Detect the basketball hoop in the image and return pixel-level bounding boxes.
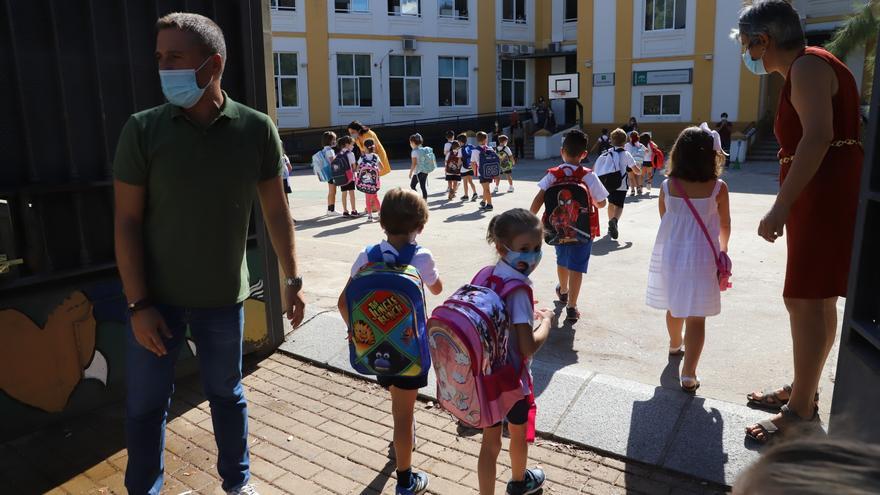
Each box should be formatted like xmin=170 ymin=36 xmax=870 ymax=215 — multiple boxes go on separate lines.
xmin=550 ymin=89 xmax=569 ymax=99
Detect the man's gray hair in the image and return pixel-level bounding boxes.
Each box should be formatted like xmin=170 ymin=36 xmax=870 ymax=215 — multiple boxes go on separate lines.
xmin=156 ymin=12 xmax=227 ymax=69
xmin=737 ymin=0 xmax=805 ymax=51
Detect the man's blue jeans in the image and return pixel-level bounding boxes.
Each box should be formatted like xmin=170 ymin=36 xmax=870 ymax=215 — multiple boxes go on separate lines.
xmin=124 ymin=303 xmax=249 ymax=495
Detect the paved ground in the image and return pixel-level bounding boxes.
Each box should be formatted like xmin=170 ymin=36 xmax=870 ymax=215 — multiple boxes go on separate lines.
xmin=0 ymin=353 xmax=725 ymax=495
xmin=287 ymin=158 xmax=841 ymax=415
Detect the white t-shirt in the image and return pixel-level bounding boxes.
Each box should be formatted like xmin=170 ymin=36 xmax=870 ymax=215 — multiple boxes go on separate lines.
xmin=443 ymin=141 xmax=453 ymax=156
xmin=537 ymin=163 xmax=609 ymax=204
xmin=350 ymin=240 xmax=440 ymax=286
xmin=495 ymin=145 xmax=513 ymax=158
xmin=358 ymin=152 xmax=381 ymax=169
xmin=492 ymin=261 xmax=534 ymax=395
xmin=625 ymin=142 xmax=647 ymax=163
xmin=410 ymin=148 xmax=419 ymax=160
xmin=322 ymin=146 xmax=336 ymax=164
xmin=643 ymin=144 xmax=653 ymax=163
xmin=469 ymin=148 xmax=482 ymax=171
xmin=594 ymin=149 xmax=638 ymax=192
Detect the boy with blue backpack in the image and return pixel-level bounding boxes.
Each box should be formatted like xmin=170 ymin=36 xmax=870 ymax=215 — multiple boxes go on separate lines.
xmin=470 ymin=131 xmax=501 ymax=212
xmin=457 ymin=133 xmax=478 ymax=202
xmin=338 ymin=188 xmax=443 ymax=495
xmin=408 ymin=133 xmax=436 ymax=201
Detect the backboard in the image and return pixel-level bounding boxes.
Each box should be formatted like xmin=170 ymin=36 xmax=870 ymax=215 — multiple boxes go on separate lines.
xmin=548 ymin=73 xmax=580 ymax=100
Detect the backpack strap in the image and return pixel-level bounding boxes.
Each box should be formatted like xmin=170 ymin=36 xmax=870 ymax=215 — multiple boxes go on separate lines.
xmin=366 ymin=243 xmax=418 ymax=265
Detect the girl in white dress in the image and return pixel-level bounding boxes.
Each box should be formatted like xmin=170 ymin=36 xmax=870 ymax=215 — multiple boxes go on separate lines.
xmin=646 ymin=127 xmax=731 ymax=393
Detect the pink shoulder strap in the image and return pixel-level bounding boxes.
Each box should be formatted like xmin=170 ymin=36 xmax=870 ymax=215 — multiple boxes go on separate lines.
xmin=669 ymin=178 xmax=719 ymax=260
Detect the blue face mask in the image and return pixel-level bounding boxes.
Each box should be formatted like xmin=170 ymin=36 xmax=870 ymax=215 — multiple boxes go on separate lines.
xmin=503 ymin=246 xmax=542 ymax=276
xmin=159 ymin=56 xmax=213 ymax=108
xmin=742 ymin=48 xmax=767 ymax=76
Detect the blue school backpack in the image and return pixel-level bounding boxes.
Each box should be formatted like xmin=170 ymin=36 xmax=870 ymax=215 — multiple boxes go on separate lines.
xmin=416 ymin=146 xmax=437 ymax=173
xmin=311 ymin=150 xmax=332 ymax=182
xmin=461 ymin=143 xmax=476 ymax=170
xmin=346 ymin=244 xmax=431 ymax=378
xmin=477 ymin=145 xmax=501 ymax=180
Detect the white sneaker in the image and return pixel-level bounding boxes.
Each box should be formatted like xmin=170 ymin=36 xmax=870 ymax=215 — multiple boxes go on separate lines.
xmin=227 ymin=484 xmax=259 ymax=495
xmin=508 ymin=186 xmax=514 ymax=193
xmin=326 ymin=210 xmax=341 ymax=217
xmin=492 ymin=186 xmax=499 ymax=194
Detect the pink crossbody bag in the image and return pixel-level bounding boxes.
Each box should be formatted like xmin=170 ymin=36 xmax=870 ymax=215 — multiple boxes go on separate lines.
xmin=670 ymin=178 xmax=732 ymax=292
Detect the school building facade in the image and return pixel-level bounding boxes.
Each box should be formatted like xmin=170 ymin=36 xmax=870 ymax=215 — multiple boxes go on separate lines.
xmin=269 ymin=0 xmax=873 ymax=141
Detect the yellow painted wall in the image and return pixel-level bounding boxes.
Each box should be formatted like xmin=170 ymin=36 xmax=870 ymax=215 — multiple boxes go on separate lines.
xmin=534 ymin=0 xmax=552 ymax=49
xmin=738 ymin=64 xmax=762 ymax=123
xmin=477 ymin=0 xmax=497 ymax=113
xmin=305 ymin=1 xmax=331 ymax=127
xmin=691 ymin=0 xmax=715 ymax=123
xmin=614 ymin=0 xmax=634 ymax=123
xmin=576 ymin=0 xmax=593 ymax=124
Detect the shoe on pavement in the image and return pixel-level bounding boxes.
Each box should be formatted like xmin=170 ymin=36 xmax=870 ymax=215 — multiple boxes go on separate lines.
xmin=481 ymin=204 xmax=494 ymax=211
xmin=326 ymin=210 xmax=341 ymax=217
xmin=493 ymin=186 xmax=499 ymax=194
xmin=461 ymin=195 xmax=468 ymax=201
xmin=555 ymin=284 xmax=568 ymax=304
xmin=227 ymin=484 xmax=259 ymax=495
xmin=608 ymin=218 xmax=619 ymax=240
xmin=506 ymin=468 xmax=545 ymax=495
xmin=565 ymin=307 xmax=580 ymax=323
xmin=471 ymin=193 xmax=479 ymax=202
xmin=508 ymin=186 xmax=515 ymax=193
xmin=396 ymin=471 xmax=430 ymax=495
xmin=342 ymin=211 xmax=351 ymax=217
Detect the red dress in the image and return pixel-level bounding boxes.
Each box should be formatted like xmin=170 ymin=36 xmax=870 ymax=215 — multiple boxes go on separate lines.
xmin=774 ymin=47 xmax=863 ymax=298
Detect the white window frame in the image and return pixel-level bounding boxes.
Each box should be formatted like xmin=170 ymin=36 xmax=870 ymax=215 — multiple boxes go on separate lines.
xmin=502 ymin=0 xmax=527 ymax=24
xmin=337 ymin=53 xmax=373 ymax=108
xmin=642 ymin=93 xmax=681 ymax=117
xmin=388 ymin=0 xmax=421 ymax=16
xmin=644 ymin=0 xmax=686 ymax=32
xmin=438 ymin=56 xmax=469 ymax=107
xmin=273 ymin=52 xmax=299 ymax=108
xmin=270 ymin=0 xmax=296 ymax=11
xmin=335 ymin=0 xmax=370 ymax=14
xmin=500 ymin=59 xmax=527 ymax=108
xmin=389 ymin=55 xmax=422 ymax=108
xmin=438 ymin=0 xmax=469 ymax=20
xmin=564 ymin=0 xmax=577 ymax=23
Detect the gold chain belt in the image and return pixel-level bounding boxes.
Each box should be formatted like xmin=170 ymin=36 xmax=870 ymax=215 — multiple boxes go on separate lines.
xmin=779 ymin=139 xmax=862 ymax=164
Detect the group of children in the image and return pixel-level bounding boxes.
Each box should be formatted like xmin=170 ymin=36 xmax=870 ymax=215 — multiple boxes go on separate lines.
xmin=317 ymin=130 xmax=384 ymax=221
xmin=327 ymin=123 xmax=730 ymax=494
xmin=441 ymin=130 xmax=517 ymax=212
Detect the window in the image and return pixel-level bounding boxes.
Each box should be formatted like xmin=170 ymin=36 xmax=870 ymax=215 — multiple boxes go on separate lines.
xmin=643 ymin=94 xmax=681 ymax=116
xmin=439 ymin=0 xmax=468 ymax=20
xmin=502 ymin=0 xmax=526 ymax=23
xmin=270 ymin=0 xmax=296 ymax=11
xmin=564 ymin=0 xmax=577 ymax=22
xmin=273 ymin=53 xmax=298 ymax=108
xmin=644 ymin=0 xmax=686 ymax=31
xmin=388 ymin=0 xmax=420 ymax=16
xmin=335 ymin=0 xmax=369 ymax=13
xmin=337 ymin=54 xmax=372 ymax=107
xmin=389 ymin=55 xmax=421 ymax=107
xmin=501 ymin=60 xmax=526 ymax=108
xmin=438 ymin=56 xmax=468 ymax=107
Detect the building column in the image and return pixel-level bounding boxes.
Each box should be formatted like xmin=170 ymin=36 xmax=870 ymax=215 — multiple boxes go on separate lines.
xmin=477 ymin=0 xmax=497 ymax=114
xmin=576 ymin=0 xmax=594 ymax=124
xmin=613 ymin=0 xmax=633 ymax=124
xmin=305 ymin=2 xmax=331 ymax=127
xmin=692 ymin=0 xmax=716 ymax=123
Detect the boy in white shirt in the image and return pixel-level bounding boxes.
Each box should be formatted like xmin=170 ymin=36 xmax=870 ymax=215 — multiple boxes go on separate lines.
xmin=530 ymin=130 xmax=608 ymax=323
xmin=493 ymin=135 xmax=516 ymax=194
xmin=624 ymin=131 xmax=647 ymax=196
xmin=594 ymin=129 xmax=639 ymax=240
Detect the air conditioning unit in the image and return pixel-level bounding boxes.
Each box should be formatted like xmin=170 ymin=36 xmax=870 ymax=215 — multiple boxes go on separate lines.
xmin=519 ymin=45 xmax=534 ymax=55
xmin=402 ymin=38 xmax=417 ymax=52
xmin=500 ymin=44 xmax=518 ymax=55
xmin=548 ymin=42 xmax=562 ymax=53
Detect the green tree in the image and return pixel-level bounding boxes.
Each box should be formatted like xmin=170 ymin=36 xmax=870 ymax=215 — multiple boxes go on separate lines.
xmin=825 ymin=1 xmax=879 ymax=105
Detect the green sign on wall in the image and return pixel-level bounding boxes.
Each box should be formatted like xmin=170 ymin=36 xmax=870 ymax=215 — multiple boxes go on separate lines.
xmin=632 ymin=69 xmax=693 ymax=86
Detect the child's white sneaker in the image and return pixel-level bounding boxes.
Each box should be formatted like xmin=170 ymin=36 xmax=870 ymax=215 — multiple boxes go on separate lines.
xmin=492 ymin=185 xmax=499 ymax=194
xmin=508 ymin=186 xmax=514 ymax=193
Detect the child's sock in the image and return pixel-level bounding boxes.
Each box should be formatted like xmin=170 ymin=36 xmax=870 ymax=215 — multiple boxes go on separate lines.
xmin=397 ymin=468 xmax=413 ymax=487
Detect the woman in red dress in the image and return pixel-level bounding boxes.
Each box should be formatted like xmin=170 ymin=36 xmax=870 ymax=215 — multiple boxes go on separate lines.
xmin=738 ymin=1 xmax=863 ymax=442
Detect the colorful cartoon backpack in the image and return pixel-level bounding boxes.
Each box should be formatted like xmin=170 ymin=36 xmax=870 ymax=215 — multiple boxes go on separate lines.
xmin=331 ymin=151 xmax=354 ymax=186
xmin=356 ymin=155 xmax=381 ymax=194
xmin=416 ymin=146 xmax=437 ymax=173
xmin=445 ymin=152 xmax=462 ymax=175
xmin=477 ymin=145 xmax=501 ymax=180
xmin=346 ymin=244 xmax=430 ymax=378
xmin=311 ymin=149 xmax=332 ymax=182
xmin=427 ymin=267 xmax=534 ymax=434
xmin=542 ymin=165 xmax=600 ymax=245
xmin=496 ymin=146 xmax=514 ymax=174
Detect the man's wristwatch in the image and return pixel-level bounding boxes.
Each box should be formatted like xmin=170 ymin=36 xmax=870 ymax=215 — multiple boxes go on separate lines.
xmin=127 ymin=298 xmax=153 ymax=315
xmin=285 ymin=276 xmax=303 ymax=292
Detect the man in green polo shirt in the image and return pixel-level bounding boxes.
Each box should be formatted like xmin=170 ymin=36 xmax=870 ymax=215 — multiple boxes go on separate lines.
xmin=113 ymin=13 xmax=304 ymax=495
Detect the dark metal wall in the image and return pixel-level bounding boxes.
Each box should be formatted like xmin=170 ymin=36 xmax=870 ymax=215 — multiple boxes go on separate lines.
xmin=0 ymin=0 xmax=269 ymax=295
xmin=830 ymin=36 xmax=880 ymax=441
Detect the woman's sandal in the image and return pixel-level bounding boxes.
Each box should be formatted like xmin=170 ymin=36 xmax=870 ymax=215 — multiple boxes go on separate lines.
xmin=681 ymin=376 xmax=700 ymax=394
xmin=746 ymin=384 xmax=819 ymax=412
xmin=745 ymin=404 xmax=820 ymax=444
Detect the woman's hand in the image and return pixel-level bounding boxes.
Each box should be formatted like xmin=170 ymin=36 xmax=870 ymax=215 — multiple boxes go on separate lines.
xmin=535 ymin=307 xmax=553 ymax=322
xmin=758 ymin=202 xmax=789 ymax=243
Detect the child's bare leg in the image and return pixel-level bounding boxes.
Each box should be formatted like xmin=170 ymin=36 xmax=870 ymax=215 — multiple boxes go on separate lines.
xmin=507 ymin=422 xmax=528 ymax=483
xmin=482 ymin=182 xmax=492 ymax=204
xmin=341 ymin=189 xmax=349 ymax=212
xmin=349 ymin=190 xmax=357 ymax=211
xmin=567 ymin=271 xmax=584 ymax=308
xmin=682 ymin=317 xmax=706 ymax=377
xmin=667 ymin=311 xmax=684 ymax=349
xmin=390 ymin=386 xmax=418 ymax=472
xmin=478 ymin=425 xmax=503 ymax=495
xmin=507 ymin=174 xmax=514 ymax=186
xmin=557 ymin=265 xmax=570 ymax=296
xmin=328 ymin=183 xmax=337 ymax=209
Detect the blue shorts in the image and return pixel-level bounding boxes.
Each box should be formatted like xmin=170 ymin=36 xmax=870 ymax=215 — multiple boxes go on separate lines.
xmin=555 ymin=241 xmax=593 ymax=273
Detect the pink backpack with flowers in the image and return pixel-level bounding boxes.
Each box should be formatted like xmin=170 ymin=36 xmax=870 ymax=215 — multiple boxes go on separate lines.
xmin=427 ymin=267 xmax=536 ymax=439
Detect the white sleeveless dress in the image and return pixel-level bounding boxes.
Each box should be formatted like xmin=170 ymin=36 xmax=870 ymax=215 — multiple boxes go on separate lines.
xmin=646 ymin=179 xmax=722 ymax=318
